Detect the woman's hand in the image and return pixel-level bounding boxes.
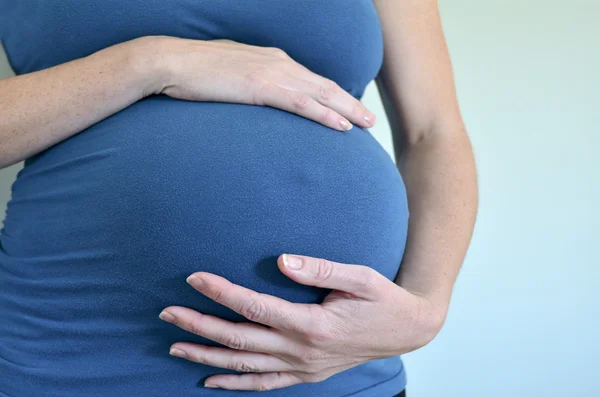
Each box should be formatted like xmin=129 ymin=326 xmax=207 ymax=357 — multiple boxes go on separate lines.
xmin=139 ymin=36 xmax=376 ymax=131
xmin=159 ymin=254 xmax=445 ymax=391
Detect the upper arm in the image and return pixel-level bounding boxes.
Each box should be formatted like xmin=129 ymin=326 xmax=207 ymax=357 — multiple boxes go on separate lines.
xmin=373 ymin=0 xmax=465 ymax=145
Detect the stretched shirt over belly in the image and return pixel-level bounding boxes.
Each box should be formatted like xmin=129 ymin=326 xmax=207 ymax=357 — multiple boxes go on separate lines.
xmin=0 ymin=1 xmax=410 ymax=396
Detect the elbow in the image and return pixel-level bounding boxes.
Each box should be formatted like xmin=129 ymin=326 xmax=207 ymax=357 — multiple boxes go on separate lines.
xmin=0 ymin=139 xmax=20 ymax=170
xmin=406 ymin=114 xmax=469 ymax=147
xmin=393 ymin=116 xmax=472 ymax=163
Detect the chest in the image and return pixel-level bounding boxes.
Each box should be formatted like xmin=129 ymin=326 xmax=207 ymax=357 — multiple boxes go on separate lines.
xmin=1 ymin=0 xmax=384 ymax=97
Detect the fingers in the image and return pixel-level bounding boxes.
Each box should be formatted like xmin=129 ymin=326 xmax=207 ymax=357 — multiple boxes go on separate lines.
xmin=159 ymin=306 xmax=290 ymax=354
xmin=282 ymin=74 xmax=376 ymax=129
xmin=168 ymin=342 xmax=294 ymax=373
xmin=278 ymin=254 xmax=385 ymax=300
xmin=184 ymin=272 xmax=317 ymax=332
xmin=242 ymin=49 xmax=376 ymax=131
xmin=310 ymin=79 xmax=376 ymax=129
xmin=204 ymin=371 xmax=303 ymax=391
xmin=255 ymin=83 xmax=353 ymax=131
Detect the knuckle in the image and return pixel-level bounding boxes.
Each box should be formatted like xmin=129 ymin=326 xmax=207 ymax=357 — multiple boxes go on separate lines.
xmin=317 ymin=79 xmax=340 ymax=102
xmin=268 ymin=47 xmax=289 ymax=59
xmin=356 ymin=266 xmax=380 ymax=290
xmin=239 ymin=299 xmax=268 ymax=322
xmin=296 ymin=346 xmax=326 ymax=366
xmin=321 ymin=108 xmax=335 ymax=124
xmin=352 ymin=99 xmax=367 ymax=117
xmin=256 ymin=382 xmax=275 ymax=392
xmin=313 ymin=259 xmax=334 ymax=281
xmin=231 ymin=360 xmax=258 ymax=373
xmin=189 ymin=319 xmax=204 ymax=336
xmin=188 ymin=351 xmax=208 ymax=365
xmin=222 ymin=333 xmax=249 ymax=350
xmin=211 ymin=288 xmax=226 ymax=305
xmin=292 ymin=92 xmax=313 ymax=110
xmin=244 ymin=70 xmax=267 ymax=87
xmin=305 ymin=324 xmax=332 ymax=345
xmin=277 ymin=310 xmax=299 ymax=331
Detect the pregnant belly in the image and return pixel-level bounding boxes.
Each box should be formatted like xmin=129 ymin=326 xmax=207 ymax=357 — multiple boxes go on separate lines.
xmin=0 ymin=96 xmax=409 ymax=396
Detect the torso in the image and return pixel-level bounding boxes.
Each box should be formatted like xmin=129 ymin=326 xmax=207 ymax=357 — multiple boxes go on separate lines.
xmin=0 ymin=2 xmax=409 ymax=396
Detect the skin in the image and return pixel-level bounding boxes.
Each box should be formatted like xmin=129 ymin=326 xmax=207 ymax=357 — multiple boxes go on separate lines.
xmin=0 ymin=0 xmax=478 ymax=392
xmin=0 ymin=36 xmax=375 ymax=168
xmin=160 ymin=0 xmax=478 ymax=391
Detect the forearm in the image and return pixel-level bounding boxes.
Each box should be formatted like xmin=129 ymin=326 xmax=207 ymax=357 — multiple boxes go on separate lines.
xmin=394 ymin=125 xmax=478 ymax=322
xmin=0 ymin=36 xmax=166 ymax=169
xmin=372 ymin=0 xmax=478 ymax=328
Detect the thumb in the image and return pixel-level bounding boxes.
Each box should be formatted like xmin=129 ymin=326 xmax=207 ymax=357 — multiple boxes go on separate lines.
xmin=277 ymin=254 xmax=382 ymax=299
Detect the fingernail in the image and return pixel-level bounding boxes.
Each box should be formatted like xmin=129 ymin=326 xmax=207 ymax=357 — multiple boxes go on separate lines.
xmin=169 ymin=348 xmax=187 ymax=358
xmin=364 ymin=113 xmax=375 ymax=126
xmin=283 ymin=254 xmax=303 ymax=270
xmin=186 ymin=274 xmax=204 ymax=288
xmin=339 ymin=119 xmax=352 ymax=131
xmin=204 ymin=383 xmax=219 ymax=388
xmin=159 ymin=311 xmax=175 ymax=323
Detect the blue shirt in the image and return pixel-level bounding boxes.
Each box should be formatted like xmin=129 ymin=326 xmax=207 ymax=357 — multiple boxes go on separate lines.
xmin=0 ymin=1 xmax=410 ymax=396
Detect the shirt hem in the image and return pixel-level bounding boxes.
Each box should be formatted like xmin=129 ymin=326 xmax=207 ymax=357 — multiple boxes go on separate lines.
xmin=343 ymin=365 xmax=407 ymax=397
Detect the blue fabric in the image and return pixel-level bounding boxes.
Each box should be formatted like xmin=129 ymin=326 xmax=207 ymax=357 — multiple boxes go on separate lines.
xmin=0 ymin=1 xmax=410 ymax=396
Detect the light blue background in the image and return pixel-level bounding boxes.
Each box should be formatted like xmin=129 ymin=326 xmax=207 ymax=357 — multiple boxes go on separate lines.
xmin=1 ymin=1 xmax=598 ymax=395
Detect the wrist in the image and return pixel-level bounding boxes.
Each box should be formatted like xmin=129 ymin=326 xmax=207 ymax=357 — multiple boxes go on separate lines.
xmin=409 ymin=291 xmax=450 ymax=349
xmin=397 ymin=279 xmax=452 ymax=336
xmin=421 ymin=294 xmax=449 ymax=337
xmin=124 ymin=35 xmax=176 ymax=97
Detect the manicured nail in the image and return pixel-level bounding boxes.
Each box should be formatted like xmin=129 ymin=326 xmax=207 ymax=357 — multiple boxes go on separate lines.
xmin=339 ymin=119 xmax=352 ymax=131
xmin=186 ymin=274 xmax=204 ymax=288
xmin=204 ymin=383 xmax=220 ymax=388
xmin=169 ymin=348 xmax=187 ymax=358
xmin=283 ymin=254 xmax=303 ymax=270
xmin=364 ymin=113 xmax=375 ymax=126
xmin=159 ymin=311 xmax=175 ymax=323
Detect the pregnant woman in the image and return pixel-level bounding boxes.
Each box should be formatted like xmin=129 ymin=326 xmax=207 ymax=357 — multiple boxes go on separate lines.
xmin=0 ymin=1 xmax=477 ymax=396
